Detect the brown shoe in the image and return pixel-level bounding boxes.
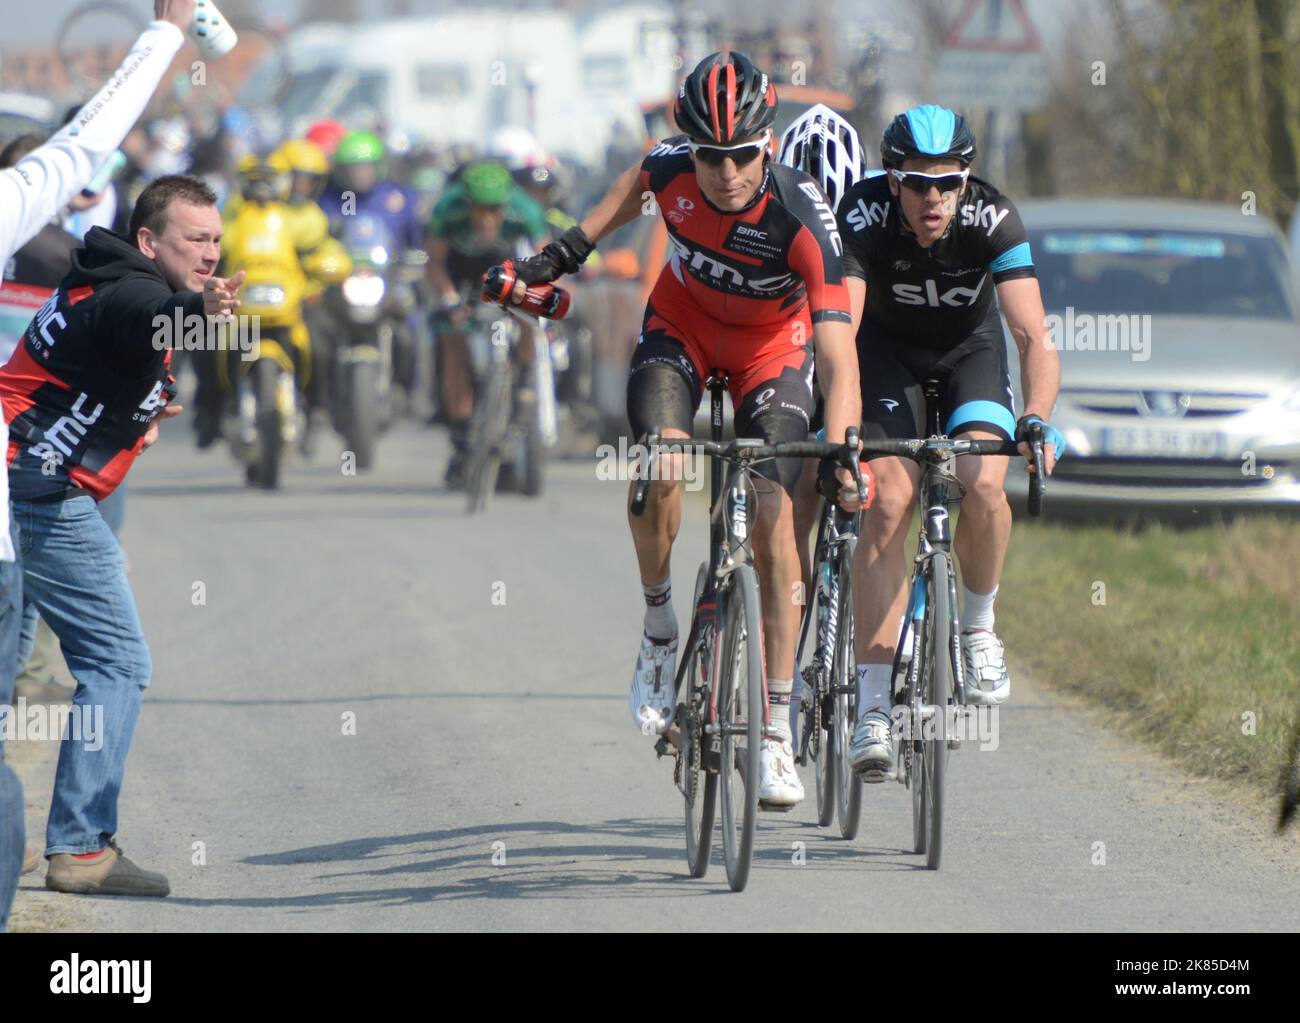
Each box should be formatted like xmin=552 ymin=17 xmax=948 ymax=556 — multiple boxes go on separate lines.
xmin=45 ymin=839 xmax=169 ymax=897
xmin=22 ymin=846 xmax=41 ymax=875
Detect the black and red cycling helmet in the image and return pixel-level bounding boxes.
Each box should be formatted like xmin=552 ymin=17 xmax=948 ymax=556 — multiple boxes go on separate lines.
xmin=674 ymin=51 xmax=777 ymax=145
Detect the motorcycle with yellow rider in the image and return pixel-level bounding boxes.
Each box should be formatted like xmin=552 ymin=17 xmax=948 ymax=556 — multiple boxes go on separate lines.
xmin=216 ymin=153 xmax=349 ymax=488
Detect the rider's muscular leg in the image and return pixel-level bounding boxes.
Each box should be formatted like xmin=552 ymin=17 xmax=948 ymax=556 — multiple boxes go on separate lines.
xmin=791 ymin=459 xmax=820 ymax=599
xmin=627 ymin=428 xmax=689 ymax=591
xmin=853 ymin=456 xmax=921 ymax=664
xmin=751 ymin=485 xmax=801 ymax=686
xmin=952 ymin=433 xmax=1012 ymax=598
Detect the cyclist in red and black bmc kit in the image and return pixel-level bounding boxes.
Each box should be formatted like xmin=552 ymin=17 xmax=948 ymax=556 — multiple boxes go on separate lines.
xmin=506 ymin=51 xmax=862 ymax=807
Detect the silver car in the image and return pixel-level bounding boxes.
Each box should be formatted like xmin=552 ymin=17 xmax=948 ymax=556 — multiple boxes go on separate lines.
xmin=1005 ymin=199 xmax=1300 ymax=513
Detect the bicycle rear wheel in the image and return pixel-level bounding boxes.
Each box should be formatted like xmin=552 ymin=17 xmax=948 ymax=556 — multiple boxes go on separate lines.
xmin=834 ymin=570 xmax=863 ymax=839
xmin=718 ymin=563 xmax=763 ymax=892
xmin=924 ymin=554 xmax=954 ymax=870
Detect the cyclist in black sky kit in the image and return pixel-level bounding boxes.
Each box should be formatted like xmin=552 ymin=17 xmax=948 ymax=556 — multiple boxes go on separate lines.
xmin=833 ymin=105 xmax=1065 ymax=780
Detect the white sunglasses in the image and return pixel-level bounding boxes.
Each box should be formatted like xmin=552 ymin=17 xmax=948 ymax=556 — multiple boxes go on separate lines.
xmin=687 ymin=130 xmax=771 ymax=166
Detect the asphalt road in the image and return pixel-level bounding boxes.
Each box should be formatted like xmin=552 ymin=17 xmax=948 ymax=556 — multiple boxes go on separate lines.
xmin=12 ymin=418 xmax=1300 ymax=931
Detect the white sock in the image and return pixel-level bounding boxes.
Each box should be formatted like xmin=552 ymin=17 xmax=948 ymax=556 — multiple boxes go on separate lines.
xmin=962 ymin=585 xmax=998 ymax=633
xmin=643 ymin=577 xmax=676 ymax=641
xmin=856 ymin=664 xmax=893 ymax=719
xmin=767 ymin=678 xmax=793 ymax=743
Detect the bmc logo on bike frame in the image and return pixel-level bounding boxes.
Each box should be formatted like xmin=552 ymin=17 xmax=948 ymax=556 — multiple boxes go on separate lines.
xmin=892 ymin=276 xmax=986 ymax=308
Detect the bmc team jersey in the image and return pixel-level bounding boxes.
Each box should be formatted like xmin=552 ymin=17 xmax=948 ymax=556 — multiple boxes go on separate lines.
xmin=0 ymin=227 xmax=193 ymax=501
xmin=838 ymin=173 xmax=1035 ymax=348
xmin=639 ymin=135 xmax=851 ymax=328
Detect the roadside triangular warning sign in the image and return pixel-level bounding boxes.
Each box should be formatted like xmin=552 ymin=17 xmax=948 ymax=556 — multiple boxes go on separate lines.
xmin=944 ymin=0 xmax=1041 ymax=53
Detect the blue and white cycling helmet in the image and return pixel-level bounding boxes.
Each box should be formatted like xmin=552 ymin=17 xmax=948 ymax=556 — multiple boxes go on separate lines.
xmin=777 ymin=103 xmax=866 ymax=213
xmin=879 ymin=104 xmax=976 ymax=169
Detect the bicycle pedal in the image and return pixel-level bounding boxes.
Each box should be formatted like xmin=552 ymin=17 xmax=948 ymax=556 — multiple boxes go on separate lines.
xmin=855 ymin=764 xmax=894 ymax=784
xmin=654 ymin=736 xmax=671 ymax=758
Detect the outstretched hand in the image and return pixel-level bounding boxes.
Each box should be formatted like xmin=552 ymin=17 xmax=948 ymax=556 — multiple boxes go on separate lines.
xmin=203 ymin=269 xmax=245 ymax=321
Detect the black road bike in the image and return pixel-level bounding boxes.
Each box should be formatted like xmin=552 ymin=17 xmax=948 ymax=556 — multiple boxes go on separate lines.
xmin=859 ymin=379 xmax=1047 ymax=870
xmin=632 ymin=372 xmax=866 ymax=891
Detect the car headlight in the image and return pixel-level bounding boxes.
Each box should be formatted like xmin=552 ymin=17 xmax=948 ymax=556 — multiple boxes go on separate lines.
xmin=1064 ymin=427 xmax=1091 ymax=457
xmin=342 ymin=273 xmax=386 ymax=307
xmin=243 ymin=283 xmax=285 ymax=306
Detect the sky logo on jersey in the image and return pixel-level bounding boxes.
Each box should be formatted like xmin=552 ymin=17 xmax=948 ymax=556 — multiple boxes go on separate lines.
xmin=960 ymin=198 xmax=1011 ymax=236
xmin=891 ymin=276 xmax=986 ymax=307
xmin=845 ymin=197 xmax=889 ymax=233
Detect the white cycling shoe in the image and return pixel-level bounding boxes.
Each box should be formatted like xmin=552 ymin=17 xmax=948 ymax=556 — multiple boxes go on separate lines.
xmin=961 ymin=628 xmax=1010 ymax=705
xmin=629 ymin=632 xmax=678 ymax=735
xmin=849 ymin=712 xmax=896 ymax=782
xmin=758 ymin=737 xmax=804 ymax=808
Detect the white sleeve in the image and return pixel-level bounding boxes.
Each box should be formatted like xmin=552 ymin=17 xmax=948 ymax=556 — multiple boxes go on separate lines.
xmin=0 ymin=20 xmax=185 ymax=266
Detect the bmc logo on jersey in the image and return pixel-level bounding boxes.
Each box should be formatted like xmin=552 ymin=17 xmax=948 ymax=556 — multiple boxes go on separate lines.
xmin=960 ymin=198 xmax=1010 ymax=236
xmin=666 ymin=234 xmax=794 ymax=293
xmin=892 ymin=276 xmax=986 ymax=307
xmin=845 ymin=198 xmax=889 ymax=233
xmin=796 ymin=182 xmax=842 ymax=256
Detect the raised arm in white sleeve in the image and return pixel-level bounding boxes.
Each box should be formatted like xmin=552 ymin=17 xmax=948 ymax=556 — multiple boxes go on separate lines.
xmin=0 ymin=20 xmax=186 ymax=266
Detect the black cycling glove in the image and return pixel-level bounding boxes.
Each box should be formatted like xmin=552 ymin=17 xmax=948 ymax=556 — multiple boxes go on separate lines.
xmin=512 ymin=226 xmax=597 ymax=285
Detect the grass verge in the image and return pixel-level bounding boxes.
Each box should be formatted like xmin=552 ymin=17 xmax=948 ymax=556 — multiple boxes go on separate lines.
xmin=996 ymin=513 xmax=1300 ymax=805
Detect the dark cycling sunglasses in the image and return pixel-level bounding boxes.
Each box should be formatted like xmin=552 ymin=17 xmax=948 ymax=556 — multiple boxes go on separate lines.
xmin=889 ymin=168 xmax=969 ymax=196
xmin=688 ymin=130 xmax=770 ymax=168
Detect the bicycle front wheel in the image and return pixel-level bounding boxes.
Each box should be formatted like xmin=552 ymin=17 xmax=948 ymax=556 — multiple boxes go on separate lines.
xmin=834 ymin=571 xmax=863 ymax=840
xmin=684 ymin=564 xmax=718 ymax=878
xmin=465 ymin=357 xmax=510 ymax=514
xmin=718 ymin=563 xmax=764 ymax=892
xmin=924 ymin=554 xmax=954 ymax=870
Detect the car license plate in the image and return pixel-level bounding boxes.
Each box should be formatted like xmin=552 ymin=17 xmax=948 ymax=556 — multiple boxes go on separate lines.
xmin=1101 ymin=427 xmax=1224 ymax=458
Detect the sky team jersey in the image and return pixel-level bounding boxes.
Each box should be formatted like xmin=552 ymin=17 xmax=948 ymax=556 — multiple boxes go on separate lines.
xmin=639 ymin=135 xmax=851 ymax=328
xmin=838 ymin=174 xmax=1036 ymax=349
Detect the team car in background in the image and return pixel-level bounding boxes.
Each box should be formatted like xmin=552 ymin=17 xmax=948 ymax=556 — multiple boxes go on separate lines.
xmin=1006 ymin=198 xmax=1300 ymax=514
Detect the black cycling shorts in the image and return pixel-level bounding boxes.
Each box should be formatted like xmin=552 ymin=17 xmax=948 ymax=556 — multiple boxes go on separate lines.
xmin=811 ymin=312 xmax=1016 ymax=456
xmin=627 ymin=326 xmax=817 ymax=495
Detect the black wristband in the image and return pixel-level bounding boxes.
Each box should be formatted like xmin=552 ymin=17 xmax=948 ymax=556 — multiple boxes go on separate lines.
xmin=559 ymin=225 xmax=595 ymax=266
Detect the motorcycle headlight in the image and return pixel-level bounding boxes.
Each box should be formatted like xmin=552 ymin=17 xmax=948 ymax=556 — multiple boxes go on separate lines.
xmin=342 ymin=274 xmax=386 ymax=307
xmin=243 ymin=284 xmax=285 ymax=306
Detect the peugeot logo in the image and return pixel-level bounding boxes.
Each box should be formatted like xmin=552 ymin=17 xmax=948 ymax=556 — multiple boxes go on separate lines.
xmin=1138 ymin=391 xmax=1191 ymax=418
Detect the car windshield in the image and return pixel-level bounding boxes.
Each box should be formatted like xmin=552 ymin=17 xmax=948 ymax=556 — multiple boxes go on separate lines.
xmin=1030 ymin=228 xmax=1297 ymax=320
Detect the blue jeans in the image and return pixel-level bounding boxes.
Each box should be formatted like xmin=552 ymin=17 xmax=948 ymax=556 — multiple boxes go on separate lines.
xmin=0 ymin=518 xmax=25 ymax=933
xmin=13 ymin=496 xmax=151 ymax=856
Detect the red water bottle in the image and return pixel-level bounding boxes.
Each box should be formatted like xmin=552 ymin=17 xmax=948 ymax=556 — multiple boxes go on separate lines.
xmin=481 ymin=260 xmax=571 ymax=320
